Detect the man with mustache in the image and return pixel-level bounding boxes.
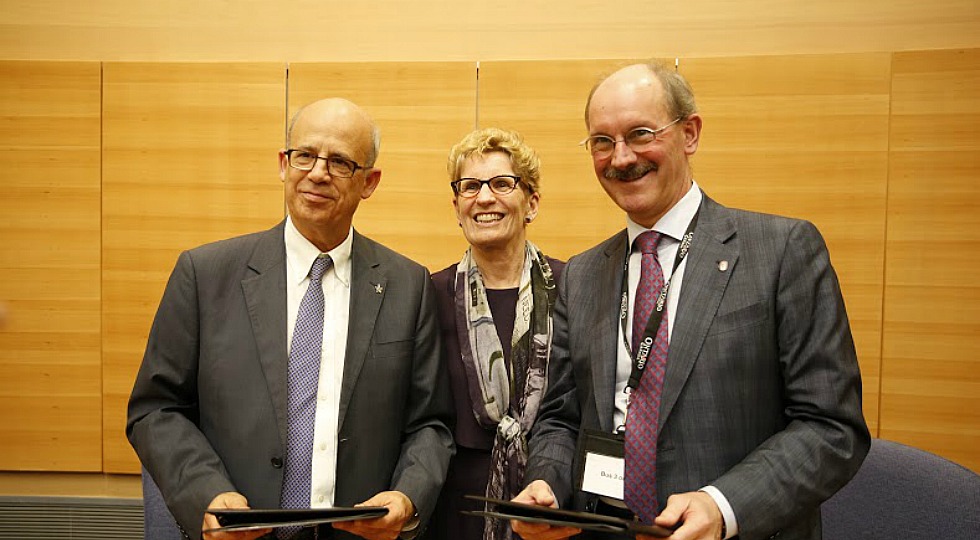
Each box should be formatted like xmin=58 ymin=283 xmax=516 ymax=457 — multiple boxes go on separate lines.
xmin=510 ymin=62 xmax=869 ymax=540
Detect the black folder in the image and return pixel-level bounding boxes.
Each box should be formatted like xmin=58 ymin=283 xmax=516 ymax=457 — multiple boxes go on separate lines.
xmin=203 ymin=506 xmax=388 ymax=533
xmin=462 ymin=495 xmax=673 ymax=538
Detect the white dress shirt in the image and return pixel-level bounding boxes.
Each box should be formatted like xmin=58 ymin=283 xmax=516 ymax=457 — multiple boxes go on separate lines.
xmin=284 ymin=217 xmax=352 ymax=508
xmin=612 ymin=182 xmax=738 ymax=538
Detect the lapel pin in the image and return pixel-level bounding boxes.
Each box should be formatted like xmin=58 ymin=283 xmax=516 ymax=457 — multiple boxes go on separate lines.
xmin=718 ymin=260 xmax=729 ymax=272
xmin=374 ymin=283 xmax=384 ymax=294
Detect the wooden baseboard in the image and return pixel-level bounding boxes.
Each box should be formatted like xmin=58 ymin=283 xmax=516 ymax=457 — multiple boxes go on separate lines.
xmin=0 ymin=471 xmax=141 ymax=499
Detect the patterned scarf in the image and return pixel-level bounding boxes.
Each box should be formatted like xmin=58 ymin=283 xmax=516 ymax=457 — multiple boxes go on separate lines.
xmin=454 ymin=241 xmax=557 ymax=540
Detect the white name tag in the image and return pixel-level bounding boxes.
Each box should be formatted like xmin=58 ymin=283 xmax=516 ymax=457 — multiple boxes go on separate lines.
xmin=581 ymin=452 xmax=625 ymax=500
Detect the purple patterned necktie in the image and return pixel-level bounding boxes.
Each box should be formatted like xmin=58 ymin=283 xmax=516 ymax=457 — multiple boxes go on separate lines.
xmin=279 ymin=255 xmax=332 ymax=538
xmin=625 ymin=231 xmax=667 ymax=524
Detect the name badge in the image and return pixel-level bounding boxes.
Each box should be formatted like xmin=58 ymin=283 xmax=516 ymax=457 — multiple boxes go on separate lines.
xmin=574 ymin=429 xmax=626 ymax=501
xmin=582 ymin=452 xmax=625 ymax=499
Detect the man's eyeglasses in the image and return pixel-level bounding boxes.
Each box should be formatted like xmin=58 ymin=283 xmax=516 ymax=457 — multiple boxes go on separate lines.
xmin=579 ymin=117 xmax=683 ymax=158
xmin=450 ymin=175 xmax=523 ymax=198
xmin=285 ymin=149 xmax=366 ymax=178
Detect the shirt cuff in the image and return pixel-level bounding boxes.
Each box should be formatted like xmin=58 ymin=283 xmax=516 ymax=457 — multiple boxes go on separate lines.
xmin=699 ymin=485 xmax=737 ymax=539
xmin=398 ymin=511 xmax=420 ymax=539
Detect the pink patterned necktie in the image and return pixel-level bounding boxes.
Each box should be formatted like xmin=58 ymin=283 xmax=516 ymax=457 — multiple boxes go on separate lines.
xmin=625 ymin=231 xmax=668 ymax=524
xmin=279 ymin=255 xmax=332 ymax=539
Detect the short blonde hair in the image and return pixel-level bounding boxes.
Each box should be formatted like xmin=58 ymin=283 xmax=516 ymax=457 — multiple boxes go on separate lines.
xmin=447 ymin=128 xmax=541 ymax=194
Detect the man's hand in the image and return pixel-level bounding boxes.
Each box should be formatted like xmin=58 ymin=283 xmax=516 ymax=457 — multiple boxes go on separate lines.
xmin=202 ymin=491 xmax=271 ymax=540
xmin=510 ymin=480 xmax=581 ymax=540
xmin=332 ymin=490 xmax=416 ymax=540
xmin=650 ymin=491 xmax=724 ymax=540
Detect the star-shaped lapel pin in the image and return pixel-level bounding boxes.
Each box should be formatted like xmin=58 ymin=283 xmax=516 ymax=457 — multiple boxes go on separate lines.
xmin=374 ymin=283 xmax=384 ymax=294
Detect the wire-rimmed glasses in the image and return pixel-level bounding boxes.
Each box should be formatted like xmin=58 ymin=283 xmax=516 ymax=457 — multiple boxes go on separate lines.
xmin=580 ymin=117 xmax=683 ymax=159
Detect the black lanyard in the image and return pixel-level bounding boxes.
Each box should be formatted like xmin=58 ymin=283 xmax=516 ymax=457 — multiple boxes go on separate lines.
xmin=620 ymin=210 xmax=699 ymax=390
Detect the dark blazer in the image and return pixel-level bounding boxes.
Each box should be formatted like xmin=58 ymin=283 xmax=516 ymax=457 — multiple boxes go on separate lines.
xmin=525 ymin=195 xmax=870 ymax=540
xmin=431 ymin=257 xmax=565 ymax=450
xmin=127 ymin=221 xmax=455 ymax=540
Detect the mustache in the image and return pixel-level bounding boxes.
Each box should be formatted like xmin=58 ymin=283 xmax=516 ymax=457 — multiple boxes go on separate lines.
xmin=603 ymin=161 xmax=657 ymax=180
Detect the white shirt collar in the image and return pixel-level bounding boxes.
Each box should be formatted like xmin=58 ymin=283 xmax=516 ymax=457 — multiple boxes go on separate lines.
xmin=627 ymin=180 xmax=703 ymax=248
xmin=284 ymin=216 xmax=352 ymax=287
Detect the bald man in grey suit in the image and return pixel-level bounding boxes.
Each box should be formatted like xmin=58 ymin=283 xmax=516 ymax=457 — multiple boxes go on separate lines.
xmin=127 ymin=99 xmax=454 ymax=540
xmin=511 ymin=64 xmax=869 ymax=540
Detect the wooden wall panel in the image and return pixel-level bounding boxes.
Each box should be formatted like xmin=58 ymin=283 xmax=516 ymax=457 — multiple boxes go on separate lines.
xmin=1 ymin=1 xmax=979 ymax=62
xmin=287 ymin=62 xmax=476 ymax=270
xmin=478 ymin=59 xmax=631 ymax=260
xmin=882 ymin=49 xmax=980 ymax=472
xmin=101 ymin=63 xmax=286 ymax=473
xmin=684 ymin=54 xmax=891 ymax=434
xmin=0 ymin=50 xmax=974 ymax=482
xmin=0 ymin=61 xmax=102 ymax=470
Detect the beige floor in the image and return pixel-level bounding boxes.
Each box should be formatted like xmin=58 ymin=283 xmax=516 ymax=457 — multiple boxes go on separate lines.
xmin=0 ymin=471 xmax=141 ymax=499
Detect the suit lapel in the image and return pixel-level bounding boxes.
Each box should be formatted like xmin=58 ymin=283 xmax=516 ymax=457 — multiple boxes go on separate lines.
xmin=660 ymin=197 xmax=738 ymax=433
xmin=242 ymin=222 xmax=289 ymax=448
xmin=591 ymin=232 xmax=628 ymax=433
xmin=338 ymin=231 xmax=385 ymax=431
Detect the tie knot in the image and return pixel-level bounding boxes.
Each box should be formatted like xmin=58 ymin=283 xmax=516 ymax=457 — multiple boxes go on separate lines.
xmin=309 ymin=255 xmax=333 ymax=283
xmin=635 ymin=231 xmax=663 ymax=254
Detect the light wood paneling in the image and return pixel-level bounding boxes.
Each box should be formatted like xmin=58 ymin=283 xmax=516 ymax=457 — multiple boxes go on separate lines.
xmin=1 ymin=1 xmax=979 ymax=62
xmin=684 ymin=54 xmax=892 ymax=434
xmin=288 ymin=62 xmax=476 ymax=270
xmin=0 ymin=51 xmax=975 ymax=483
xmin=882 ymin=49 xmax=980 ymax=472
xmin=478 ymin=59 xmax=631 ymax=260
xmin=101 ymin=63 xmax=286 ymax=473
xmin=0 ymin=61 xmax=102 ymax=471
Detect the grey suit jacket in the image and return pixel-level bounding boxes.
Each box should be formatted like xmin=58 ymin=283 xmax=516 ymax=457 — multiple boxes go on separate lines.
xmin=127 ymin=221 xmax=455 ymax=539
xmin=525 ymin=195 xmax=870 ymax=540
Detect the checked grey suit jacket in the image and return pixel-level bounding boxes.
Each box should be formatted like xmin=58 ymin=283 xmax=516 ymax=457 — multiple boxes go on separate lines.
xmin=525 ymin=194 xmax=870 ymax=540
xmin=127 ymin=221 xmax=454 ymax=540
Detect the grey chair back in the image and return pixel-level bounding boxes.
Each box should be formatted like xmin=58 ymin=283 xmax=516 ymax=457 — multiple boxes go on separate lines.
xmin=142 ymin=467 xmax=184 ymax=540
xmin=821 ymin=438 xmax=980 ymax=539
